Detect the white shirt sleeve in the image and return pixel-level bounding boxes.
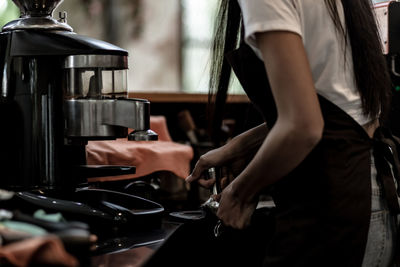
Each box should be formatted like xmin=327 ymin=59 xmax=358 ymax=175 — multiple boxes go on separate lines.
xmin=237 ymin=0 xmax=302 ymax=50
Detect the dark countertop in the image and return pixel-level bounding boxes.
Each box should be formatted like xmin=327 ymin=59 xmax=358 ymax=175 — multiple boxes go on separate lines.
xmin=88 ymin=220 xmax=183 ymax=267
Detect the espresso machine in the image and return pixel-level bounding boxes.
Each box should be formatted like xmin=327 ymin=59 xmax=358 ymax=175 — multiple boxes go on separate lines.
xmin=0 ymin=0 xmax=158 ymax=193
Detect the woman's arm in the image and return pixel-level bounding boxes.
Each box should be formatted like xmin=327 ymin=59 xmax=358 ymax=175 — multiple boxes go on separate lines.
xmin=227 ymin=122 xmax=269 ymax=156
xmin=217 ymin=31 xmax=324 ymax=229
xmin=186 ymin=122 xmax=268 ymax=187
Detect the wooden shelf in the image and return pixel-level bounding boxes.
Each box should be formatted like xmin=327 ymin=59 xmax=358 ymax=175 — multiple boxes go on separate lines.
xmin=128 ymin=92 xmax=249 ymax=103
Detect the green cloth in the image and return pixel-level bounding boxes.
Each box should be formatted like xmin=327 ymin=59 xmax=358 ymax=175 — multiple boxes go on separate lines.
xmin=0 ymin=221 xmax=47 ymax=236
xmin=33 ymin=209 xmax=66 ymax=223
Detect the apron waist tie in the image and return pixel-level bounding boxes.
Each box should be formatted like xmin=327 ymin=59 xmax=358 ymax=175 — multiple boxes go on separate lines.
xmin=373 ymin=127 xmax=400 ymax=265
xmin=373 ymin=127 xmax=400 ymax=214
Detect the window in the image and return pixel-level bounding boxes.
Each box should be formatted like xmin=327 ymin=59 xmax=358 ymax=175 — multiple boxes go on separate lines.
xmin=0 ymin=0 xmax=19 ymax=28
xmin=4 ymin=0 xmax=244 ymax=95
xmin=181 ymin=0 xmax=244 ymax=94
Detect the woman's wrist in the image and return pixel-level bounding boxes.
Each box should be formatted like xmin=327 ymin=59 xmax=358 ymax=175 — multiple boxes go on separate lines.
xmin=217 ymin=139 xmax=237 ymax=163
xmin=230 ymin=174 xmax=259 ymax=204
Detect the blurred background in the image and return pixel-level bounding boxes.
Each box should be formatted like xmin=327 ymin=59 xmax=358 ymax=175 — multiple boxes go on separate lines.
xmin=0 ymin=0 xmax=388 ymax=95
xmin=0 ymin=0 xmax=243 ymax=94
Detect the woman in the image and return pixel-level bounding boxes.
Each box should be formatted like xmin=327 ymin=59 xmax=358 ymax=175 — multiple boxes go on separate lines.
xmin=186 ymin=0 xmax=398 ymax=266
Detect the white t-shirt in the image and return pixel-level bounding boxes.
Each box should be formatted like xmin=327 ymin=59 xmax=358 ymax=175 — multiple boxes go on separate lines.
xmin=237 ymin=0 xmax=371 ymax=126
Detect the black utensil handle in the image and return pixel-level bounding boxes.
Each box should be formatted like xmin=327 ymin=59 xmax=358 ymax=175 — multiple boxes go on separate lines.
xmin=77 ymin=165 xmax=136 ymax=178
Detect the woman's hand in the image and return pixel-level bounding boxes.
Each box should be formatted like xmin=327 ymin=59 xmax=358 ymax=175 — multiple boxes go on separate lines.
xmin=215 ymin=182 xmax=258 ymax=229
xmin=186 ymin=143 xmax=258 ymax=189
xmin=186 ymin=123 xmax=268 ymax=189
xmin=185 ymin=146 xmax=229 ymax=188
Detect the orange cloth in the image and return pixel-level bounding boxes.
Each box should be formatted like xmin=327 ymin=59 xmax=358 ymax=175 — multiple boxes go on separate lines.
xmin=148 ymin=116 xmax=173 ymax=142
xmin=86 ymin=116 xmax=193 ymax=182
xmin=91 ymin=246 xmax=154 ymax=267
xmin=0 ymin=236 xmax=79 ymax=267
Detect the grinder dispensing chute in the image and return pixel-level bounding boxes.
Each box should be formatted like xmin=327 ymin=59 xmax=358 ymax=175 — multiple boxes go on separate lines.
xmin=0 ymin=0 xmax=157 ymax=191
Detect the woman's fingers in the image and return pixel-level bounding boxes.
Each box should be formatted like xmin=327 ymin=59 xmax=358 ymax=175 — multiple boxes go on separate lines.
xmin=185 ymin=155 xmax=212 ymax=183
xmin=213 ymin=193 xmax=221 ymax=202
xmin=198 ymin=177 xmax=216 ymax=188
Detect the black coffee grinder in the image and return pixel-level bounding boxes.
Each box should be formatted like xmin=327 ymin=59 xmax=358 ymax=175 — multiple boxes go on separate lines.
xmin=0 ymin=0 xmax=158 ymax=192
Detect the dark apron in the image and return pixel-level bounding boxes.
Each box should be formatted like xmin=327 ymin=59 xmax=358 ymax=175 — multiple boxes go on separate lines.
xmin=226 ymin=43 xmax=400 ymax=266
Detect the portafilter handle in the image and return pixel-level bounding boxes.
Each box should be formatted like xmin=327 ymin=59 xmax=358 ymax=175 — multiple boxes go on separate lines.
xmin=12 ymin=0 xmax=64 ymax=17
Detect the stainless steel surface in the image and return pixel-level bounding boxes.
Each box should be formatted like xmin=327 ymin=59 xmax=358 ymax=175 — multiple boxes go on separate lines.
xmin=207 ymin=167 xmax=216 ymax=179
xmin=1 ymin=63 xmax=9 ymax=99
xmin=3 ymin=0 xmax=73 ymax=31
xmin=3 ymin=17 xmax=73 ymax=31
xmin=214 ymin=220 xmax=224 ymax=237
xmin=128 ymin=129 xmax=158 ymax=141
xmin=102 ymin=98 xmax=150 ymax=130
xmin=64 ymin=55 xmax=128 ymax=69
xmin=201 ymin=197 xmax=219 ymax=215
xmin=12 ymin=0 xmax=63 ymax=17
xmin=64 ymin=98 xmax=151 ymax=138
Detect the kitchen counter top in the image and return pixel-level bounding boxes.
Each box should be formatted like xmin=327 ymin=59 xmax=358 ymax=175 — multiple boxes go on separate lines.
xmin=88 ymin=219 xmax=183 ymax=267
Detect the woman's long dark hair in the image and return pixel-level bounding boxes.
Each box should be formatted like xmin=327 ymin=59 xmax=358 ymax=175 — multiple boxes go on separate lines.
xmin=209 ymin=0 xmax=392 ymax=141
xmin=208 ymin=0 xmax=241 ymax=144
xmin=325 ymin=0 xmax=392 ymax=120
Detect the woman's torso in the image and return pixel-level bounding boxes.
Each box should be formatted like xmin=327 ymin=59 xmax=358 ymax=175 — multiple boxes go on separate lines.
xmin=228 ymin=1 xmax=383 ymax=265
xmin=237 ymin=0 xmax=372 ymax=126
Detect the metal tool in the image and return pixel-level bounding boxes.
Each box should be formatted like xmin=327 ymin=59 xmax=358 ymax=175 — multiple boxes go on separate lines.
xmin=204 ymin=167 xmax=226 ymax=237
